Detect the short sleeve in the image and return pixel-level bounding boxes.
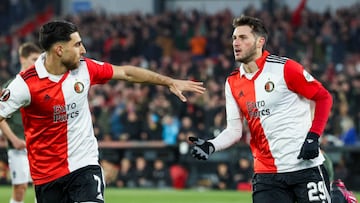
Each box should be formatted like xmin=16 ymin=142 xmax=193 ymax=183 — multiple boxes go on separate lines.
xmin=0 ymin=75 xmax=30 ymax=118
xmin=85 ymin=58 xmax=114 ymax=85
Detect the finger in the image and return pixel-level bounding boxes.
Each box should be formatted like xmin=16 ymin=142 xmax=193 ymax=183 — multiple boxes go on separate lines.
xmin=170 ymin=87 xmax=187 ymax=102
xmin=192 ymin=87 xmax=206 ymax=94
xmin=188 ymin=136 xmax=198 ymax=143
xmin=190 ymin=83 xmax=206 ymax=94
xmin=178 ymin=93 xmax=187 ymax=102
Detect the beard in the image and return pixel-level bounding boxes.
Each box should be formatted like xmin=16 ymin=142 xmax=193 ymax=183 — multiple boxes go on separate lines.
xmin=62 ymin=59 xmax=80 ymax=71
xmin=235 ymin=42 xmax=257 ymax=64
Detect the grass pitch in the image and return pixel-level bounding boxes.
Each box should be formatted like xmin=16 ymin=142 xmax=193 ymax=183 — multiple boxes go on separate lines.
xmin=0 ymin=186 xmax=252 ymax=203
xmin=2 ymin=186 xmax=359 ymax=203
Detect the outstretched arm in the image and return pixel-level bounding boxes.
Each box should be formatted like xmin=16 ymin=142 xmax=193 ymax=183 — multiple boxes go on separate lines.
xmin=112 ymin=65 xmax=206 ymax=102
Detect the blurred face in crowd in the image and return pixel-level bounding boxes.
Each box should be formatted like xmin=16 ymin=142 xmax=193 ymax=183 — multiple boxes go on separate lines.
xmin=57 ymin=32 xmax=86 ymax=71
xmin=232 ymin=25 xmax=264 ymax=64
xmin=20 ymin=52 xmax=40 ymax=71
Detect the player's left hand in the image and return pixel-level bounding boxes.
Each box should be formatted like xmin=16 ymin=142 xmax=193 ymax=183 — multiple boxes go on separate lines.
xmin=297 ymin=132 xmax=320 ymax=160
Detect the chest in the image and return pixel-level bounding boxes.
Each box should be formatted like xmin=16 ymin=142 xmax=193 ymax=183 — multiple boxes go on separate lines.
xmin=25 ymin=71 xmax=90 ymax=118
xmin=228 ymin=63 xmax=289 ymax=117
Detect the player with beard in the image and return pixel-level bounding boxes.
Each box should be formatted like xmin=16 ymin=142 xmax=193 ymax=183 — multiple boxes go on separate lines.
xmin=189 ymin=15 xmax=333 ymax=203
xmin=0 ymin=20 xmax=205 ymax=203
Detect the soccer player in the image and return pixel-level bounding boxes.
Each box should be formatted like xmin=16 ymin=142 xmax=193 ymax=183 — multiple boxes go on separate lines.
xmin=0 ymin=20 xmax=205 ymax=203
xmin=0 ymin=42 xmax=41 ymax=203
xmin=189 ymin=15 xmax=333 ymax=203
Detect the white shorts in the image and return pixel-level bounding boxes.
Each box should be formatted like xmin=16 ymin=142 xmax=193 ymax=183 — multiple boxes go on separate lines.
xmin=7 ymin=149 xmax=32 ymax=185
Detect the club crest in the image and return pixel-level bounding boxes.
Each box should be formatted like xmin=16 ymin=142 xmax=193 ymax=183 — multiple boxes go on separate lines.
xmin=264 ymin=81 xmax=275 ymax=92
xmin=74 ymin=82 xmax=84 ymax=93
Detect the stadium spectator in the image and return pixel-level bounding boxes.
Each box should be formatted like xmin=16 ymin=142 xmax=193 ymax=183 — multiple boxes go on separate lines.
xmin=0 ymin=42 xmax=41 ymax=203
xmin=150 ymin=159 xmax=172 ymax=188
xmin=189 ymin=15 xmax=333 ymax=202
xmin=0 ymin=20 xmax=205 ymax=203
xmin=133 ymin=156 xmax=152 ymax=188
xmin=116 ymin=158 xmax=135 ymax=188
xmin=213 ymin=162 xmax=233 ymax=190
xmin=141 ymin=112 xmax=163 ymax=141
xmin=233 ymin=156 xmax=253 ymax=191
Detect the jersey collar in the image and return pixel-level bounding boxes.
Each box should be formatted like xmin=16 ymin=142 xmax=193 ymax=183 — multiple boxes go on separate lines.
xmin=239 ymin=50 xmax=270 ymax=77
xmin=34 ymin=53 xmax=50 ymax=79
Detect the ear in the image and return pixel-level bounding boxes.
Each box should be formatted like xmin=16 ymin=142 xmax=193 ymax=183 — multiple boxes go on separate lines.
xmin=54 ymin=45 xmax=63 ymax=57
xmin=257 ymin=37 xmax=266 ymax=48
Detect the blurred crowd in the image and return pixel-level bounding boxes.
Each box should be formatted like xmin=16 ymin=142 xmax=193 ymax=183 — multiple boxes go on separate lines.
xmin=0 ymin=0 xmax=360 ymax=189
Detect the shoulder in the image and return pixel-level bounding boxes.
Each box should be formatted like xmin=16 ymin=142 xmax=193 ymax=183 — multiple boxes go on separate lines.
xmin=265 ymin=54 xmax=288 ymax=64
xmin=19 ymin=66 xmax=37 ymax=82
xmin=228 ymin=67 xmax=240 ymax=77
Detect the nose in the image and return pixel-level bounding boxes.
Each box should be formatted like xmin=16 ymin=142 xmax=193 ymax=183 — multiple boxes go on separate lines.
xmin=81 ymin=44 xmax=87 ymax=54
xmin=233 ymin=39 xmax=239 ymax=47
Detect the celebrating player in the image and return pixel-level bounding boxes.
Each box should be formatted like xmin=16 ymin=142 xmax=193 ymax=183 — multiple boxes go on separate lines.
xmin=189 ymin=15 xmax=333 ymax=203
xmin=0 ymin=20 xmax=205 ymax=203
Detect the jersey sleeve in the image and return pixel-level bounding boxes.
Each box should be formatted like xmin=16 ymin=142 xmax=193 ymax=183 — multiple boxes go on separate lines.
xmin=225 ymin=80 xmax=242 ymax=120
xmin=85 ymin=58 xmax=114 ymax=85
xmin=284 ymin=59 xmax=332 ymax=135
xmin=283 ymin=59 xmax=322 ymax=99
xmin=0 ymin=75 xmax=30 ymax=118
xmin=209 ymin=80 xmax=243 ymax=151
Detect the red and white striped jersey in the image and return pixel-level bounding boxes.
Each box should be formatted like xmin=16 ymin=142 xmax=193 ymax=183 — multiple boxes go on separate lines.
xmin=0 ymin=53 xmax=113 ymax=185
xmin=225 ymin=51 xmax=326 ymax=173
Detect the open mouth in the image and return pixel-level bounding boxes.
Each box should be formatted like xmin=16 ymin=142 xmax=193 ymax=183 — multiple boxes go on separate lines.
xmin=234 ymin=49 xmax=241 ymax=55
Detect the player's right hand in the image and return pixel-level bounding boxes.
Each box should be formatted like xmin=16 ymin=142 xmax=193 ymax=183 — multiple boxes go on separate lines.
xmin=188 ymin=137 xmax=215 ymax=160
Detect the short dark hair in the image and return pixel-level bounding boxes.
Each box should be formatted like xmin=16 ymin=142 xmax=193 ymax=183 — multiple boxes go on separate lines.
xmin=18 ymin=42 xmax=41 ymax=58
xmin=232 ymin=15 xmax=268 ymax=44
xmin=39 ymin=20 xmax=78 ymax=51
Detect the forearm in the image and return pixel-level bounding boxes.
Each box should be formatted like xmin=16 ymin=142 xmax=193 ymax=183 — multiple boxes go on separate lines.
xmin=209 ymin=119 xmax=243 ymax=151
xmin=0 ymin=120 xmax=17 ymax=142
xmin=112 ymin=65 xmax=173 ymax=86
xmin=310 ymin=87 xmax=333 ymax=135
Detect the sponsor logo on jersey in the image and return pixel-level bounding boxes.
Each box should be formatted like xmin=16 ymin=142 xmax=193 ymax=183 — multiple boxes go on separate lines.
xmin=264 ymin=81 xmax=275 ymax=92
xmin=53 ymin=102 xmax=79 ymax=122
xmin=74 ymin=81 xmax=84 ymax=93
xmin=246 ymin=100 xmax=270 ymax=118
xmin=0 ymin=89 xmax=10 ymax=101
xmin=303 ymin=70 xmax=315 ymax=82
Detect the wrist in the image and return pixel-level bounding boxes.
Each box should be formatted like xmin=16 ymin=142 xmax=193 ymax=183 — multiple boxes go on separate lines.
xmin=208 ymin=141 xmax=215 ymax=153
xmin=307 ymin=132 xmax=320 ymax=140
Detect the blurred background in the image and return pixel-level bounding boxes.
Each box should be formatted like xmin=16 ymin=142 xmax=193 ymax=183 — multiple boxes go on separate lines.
xmin=0 ymin=0 xmax=359 ymax=192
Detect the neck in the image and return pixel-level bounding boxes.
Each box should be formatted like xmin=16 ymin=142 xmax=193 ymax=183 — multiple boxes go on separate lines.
xmin=243 ymin=61 xmax=258 ymax=73
xmin=44 ymin=53 xmax=67 ymax=75
xmin=243 ymin=50 xmax=263 ymax=73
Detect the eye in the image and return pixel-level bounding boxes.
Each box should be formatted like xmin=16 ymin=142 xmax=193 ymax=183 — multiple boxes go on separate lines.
xmin=75 ymin=42 xmax=82 ymax=47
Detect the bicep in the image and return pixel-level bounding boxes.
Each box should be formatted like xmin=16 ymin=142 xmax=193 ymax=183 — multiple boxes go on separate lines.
xmin=111 ymin=65 xmax=127 ymax=80
xmin=0 ymin=76 xmax=30 ymax=118
xmin=284 ymin=60 xmax=322 ymax=99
